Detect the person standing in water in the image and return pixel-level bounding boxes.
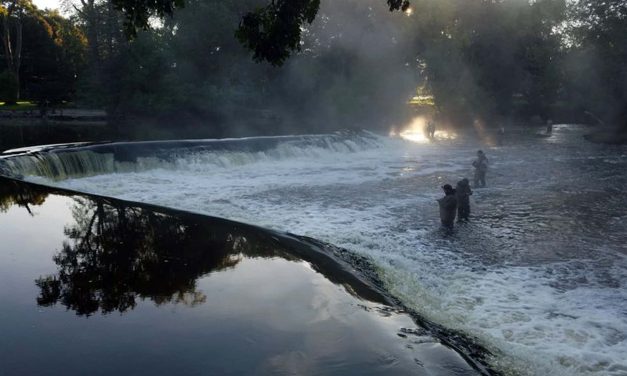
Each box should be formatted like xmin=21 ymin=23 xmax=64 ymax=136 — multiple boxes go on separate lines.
xmin=427 ymin=120 xmax=436 ymax=139
xmin=455 ymin=178 xmax=472 ymax=221
xmin=497 ymin=123 xmax=505 ymax=145
xmin=437 ymin=184 xmax=457 ymax=228
xmin=472 ymin=150 xmax=489 ymax=188
xmin=546 ymin=119 xmax=553 ymax=135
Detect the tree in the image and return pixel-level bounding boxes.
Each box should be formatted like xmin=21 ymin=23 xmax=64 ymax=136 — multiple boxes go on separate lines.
xmin=21 ymin=9 xmax=87 ymax=103
xmin=0 ymin=0 xmax=34 ymax=102
xmin=71 ymin=0 xmax=126 ymax=107
xmin=1 ymin=0 xmax=86 ymax=104
xmin=83 ymin=0 xmax=262 ymax=121
xmin=564 ymin=0 xmax=627 ymax=130
xmin=106 ymin=0 xmax=409 ymax=65
xmin=83 ymin=0 xmax=416 ymax=135
xmin=407 ymin=0 xmax=565 ymax=123
xmin=264 ymin=0 xmax=416 ymax=130
xmin=0 ymin=69 xmax=18 ymax=102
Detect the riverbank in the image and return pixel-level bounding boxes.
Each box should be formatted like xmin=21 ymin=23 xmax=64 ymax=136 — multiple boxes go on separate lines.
xmin=0 ymin=106 xmax=109 ymax=150
xmin=0 ymin=122 xmax=110 ymax=151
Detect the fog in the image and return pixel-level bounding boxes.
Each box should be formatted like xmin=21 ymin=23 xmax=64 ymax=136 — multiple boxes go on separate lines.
xmin=268 ymin=0 xmax=417 ymax=135
xmin=1 ymin=0 xmax=626 ymax=141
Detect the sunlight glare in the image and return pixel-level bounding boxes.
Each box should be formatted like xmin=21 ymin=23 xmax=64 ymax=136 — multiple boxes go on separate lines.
xmin=398 ymin=117 xmax=429 ymax=143
xmin=433 ymin=130 xmax=457 ymax=140
xmin=394 ymin=117 xmax=458 ymax=143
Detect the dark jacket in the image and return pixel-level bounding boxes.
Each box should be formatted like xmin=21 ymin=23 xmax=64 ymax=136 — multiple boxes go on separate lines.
xmin=473 ymin=155 xmax=488 ymax=172
xmin=456 ymin=180 xmax=472 ymax=203
xmin=437 ymin=193 xmax=457 ymax=227
xmin=455 ymin=180 xmax=472 ymax=220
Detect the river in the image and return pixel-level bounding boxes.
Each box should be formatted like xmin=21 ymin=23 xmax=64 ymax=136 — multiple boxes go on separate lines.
xmin=9 ymin=123 xmax=627 ymax=375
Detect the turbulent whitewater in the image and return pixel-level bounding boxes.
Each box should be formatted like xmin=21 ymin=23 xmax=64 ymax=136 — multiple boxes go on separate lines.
xmin=4 ymin=127 xmax=627 ymax=375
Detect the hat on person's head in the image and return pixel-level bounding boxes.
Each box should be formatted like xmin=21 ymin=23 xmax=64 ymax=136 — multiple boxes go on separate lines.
xmin=477 ymin=150 xmax=484 ymax=154
xmin=442 ymin=184 xmax=454 ymax=193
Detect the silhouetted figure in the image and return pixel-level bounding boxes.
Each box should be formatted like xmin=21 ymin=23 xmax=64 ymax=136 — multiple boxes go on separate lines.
xmin=427 ymin=120 xmax=436 ymax=139
xmin=546 ymin=119 xmax=553 ymax=135
xmin=456 ymin=178 xmax=472 ymax=221
xmin=437 ymin=184 xmax=457 ymax=228
xmin=472 ymin=150 xmax=488 ymax=188
xmin=497 ymin=124 xmax=505 ymax=145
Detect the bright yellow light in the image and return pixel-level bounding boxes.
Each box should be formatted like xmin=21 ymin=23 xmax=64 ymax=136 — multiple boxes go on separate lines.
xmin=399 ymin=117 xmax=429 ymax=143
xmin=434 ymin=130 xmax=458 ymax=140
xmin=401 ymin=130 xmax=429 ymax=143
xmin=394 ymin=116 xmax=458 ymax=143
xmin=405 ymin=7 xmax=413 ymax=16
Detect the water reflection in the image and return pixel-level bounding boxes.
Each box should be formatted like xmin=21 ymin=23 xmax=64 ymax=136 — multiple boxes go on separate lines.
xmin=34 ymin=194 xmax=296 ymax=316
xmin=0 ymin=178 xmax=487 ymax=376
xmin=0 ymin=178 xmax=48 ymax=214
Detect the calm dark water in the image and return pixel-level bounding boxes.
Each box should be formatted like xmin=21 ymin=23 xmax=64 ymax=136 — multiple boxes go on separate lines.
xmin=0 ymin=178 xmax=482 ymax=376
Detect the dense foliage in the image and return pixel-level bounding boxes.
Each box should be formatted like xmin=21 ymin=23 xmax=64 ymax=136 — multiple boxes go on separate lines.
xmin=1 ymin=0 xmax=626 ymax=134
xmin=1 ymin=0 xmax=86 ymax=104
xmin=563 ymin=0 xmax=627 ymax=129
xmin=407 ymin=0 xmax=566 ymax=123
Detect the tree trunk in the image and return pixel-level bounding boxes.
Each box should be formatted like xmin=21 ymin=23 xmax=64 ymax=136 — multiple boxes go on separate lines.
xmin=13 ymin=13 xmax=21 ymax=100
xmin=0 ymin=2 xmax=22 ymax=103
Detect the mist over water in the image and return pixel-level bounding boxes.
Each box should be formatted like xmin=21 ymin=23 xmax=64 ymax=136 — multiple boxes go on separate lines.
xmin=18 ymin=125 xmax=627 ymax=376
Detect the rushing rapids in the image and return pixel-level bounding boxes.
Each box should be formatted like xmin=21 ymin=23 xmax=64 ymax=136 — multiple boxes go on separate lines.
xmin=2 ymin=127 xmax=627 ymax=376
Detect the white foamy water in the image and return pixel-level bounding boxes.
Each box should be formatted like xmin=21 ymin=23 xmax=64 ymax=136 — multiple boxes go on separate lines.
xmin=27 ymin=126 xmax=627 ymax=376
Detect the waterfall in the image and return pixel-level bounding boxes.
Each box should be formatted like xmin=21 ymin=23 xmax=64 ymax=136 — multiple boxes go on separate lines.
xmin=0 ymin=130 xmax=384 ymax=181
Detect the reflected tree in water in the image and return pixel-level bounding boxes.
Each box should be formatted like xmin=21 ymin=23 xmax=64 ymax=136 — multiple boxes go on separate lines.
xmin=35 ymin=195 xmax=285 ymax=316
xmin=0 ymin=178 xmax=48 ymax=214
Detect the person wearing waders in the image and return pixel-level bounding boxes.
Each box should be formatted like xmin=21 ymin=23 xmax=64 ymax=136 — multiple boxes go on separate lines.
xmin=472 ymin=150 xmax=488 ymax=188
xmin=456 ymin=178 xmax=472 ymax=221
xmin=437 ymin=184 xmax=457 ymax=228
